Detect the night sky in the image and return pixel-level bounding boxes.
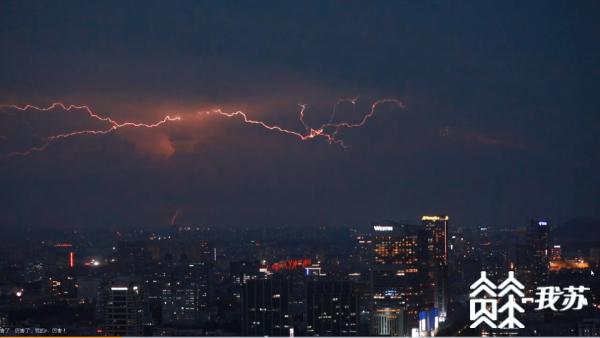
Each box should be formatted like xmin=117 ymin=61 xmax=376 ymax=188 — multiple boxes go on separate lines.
xmin=1 ymin=1 xmax=599 ymax=231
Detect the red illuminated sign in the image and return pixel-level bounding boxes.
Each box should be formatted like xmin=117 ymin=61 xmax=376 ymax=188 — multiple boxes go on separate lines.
xmin=270 ymin=258 xmax=311 ymax=272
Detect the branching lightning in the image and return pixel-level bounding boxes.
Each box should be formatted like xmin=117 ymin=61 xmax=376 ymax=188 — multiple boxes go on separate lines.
xmin=0 ymin=98 xmax=403 ymax=158
xmin=204 ymin=98 xmax=404 ymax=148
xmin=0 ymin=102 xmax=181 ymax=158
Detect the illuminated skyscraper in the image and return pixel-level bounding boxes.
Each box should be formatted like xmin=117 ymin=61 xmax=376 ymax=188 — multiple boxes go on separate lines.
xmin=97 ymin=281 xmax=144 ymax=336
xmin=370 ymin=221 xmax=428 ymax=335
xmin=422 ymin=216 xmax=449 ymax=266
xmin=422 ymin=215 xmax=449 ymax=319
xmin=371 ymin=308 xmax=407 ymax=337
xmin=517 ymin=219 xmax=550 ymax=295
xmin=550 ymin=244 xmax=562 ymax=261
xmin=161 ymin=261 xmax=210 ymax=325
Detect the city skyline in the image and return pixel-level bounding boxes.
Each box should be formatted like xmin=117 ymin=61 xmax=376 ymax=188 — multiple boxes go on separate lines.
xmin=0 ymin=3 xmax=599 ymax=335
xmin=0 ymin=214 xmax=598 ymax=336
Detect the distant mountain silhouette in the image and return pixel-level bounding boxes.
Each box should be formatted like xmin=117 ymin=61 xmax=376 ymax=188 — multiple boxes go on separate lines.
xmin=553 ymin=217 xmax=600 ymax=252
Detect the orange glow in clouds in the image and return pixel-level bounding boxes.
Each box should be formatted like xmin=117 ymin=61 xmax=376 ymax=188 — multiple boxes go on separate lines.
xmin=0 ymin=98 xmax=404 ymax=158
xmin=0 ymin=102 xmax=180 ymax=158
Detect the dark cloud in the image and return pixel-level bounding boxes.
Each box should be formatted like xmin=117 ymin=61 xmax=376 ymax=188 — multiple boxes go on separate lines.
xmin=0 ymin=1 xmax=599 ymax=231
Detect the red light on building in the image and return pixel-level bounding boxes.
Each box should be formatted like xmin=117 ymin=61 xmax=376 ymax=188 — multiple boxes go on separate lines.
xmin=54 ymin=243 xmax=73 ymax=248
xmin=271 ymin=258 xmax=311 ymax=272
xmin=69 ymin=251 xmax=75 ymax=268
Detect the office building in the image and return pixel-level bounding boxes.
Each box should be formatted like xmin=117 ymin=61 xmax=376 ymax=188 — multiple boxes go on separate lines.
xmin=97 ymin=281 xmax=144 ymax=336
xmin=162 ymin=259 xmax=210 ymax=325
xmin=550 ymin=244 xmax=562 ymax=261
xmin=370 ymin=221 xmax=428 ymax=334
xmin=517 ymin=219 xmax=550 ymax=295
xmin=422 ymin=215 xmax=449 ymax=319
xmin=306 ymin=280 xmax=359 ymax=336
xmin=241 ymin=277 xmax=292 ymax=336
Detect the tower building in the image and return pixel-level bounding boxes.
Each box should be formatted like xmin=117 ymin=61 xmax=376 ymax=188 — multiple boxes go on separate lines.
xmin=370 ymin=221 xmax=428 ymax=335
xmin=97 ymin=281 xmax=144 ymax=336
xmin=422 ymin=215 xmax=449 ymax=319
xmin=306 ymin=280 xmax=360 ymax=336
xmin=517 ymin=219 xmax=550 ymax=295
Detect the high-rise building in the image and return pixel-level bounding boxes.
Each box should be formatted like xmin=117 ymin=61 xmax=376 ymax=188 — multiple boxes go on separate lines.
xmin=550 ymin=244 xmax=562 ymax=261
xmin=46 ymin=274 xmax=78 ymax=300
xmin=517 ymin=219 xmax=550 ymax=295
xmin=422 ymin=216 xmax=449 ymax=266
xmin=422 ymin=215 xmax=449 ymax=319
xmin=371 ymin=308 xmax=407 ymax=336
xmin=370 ymin=221 xmax=428 ymax=334
xmin=231 ymin=260 xmax=261 ymax=299
xmin=306 ymin=280 xmax=359 ymax=336
xmin=97 ymin=281 xmax=144 ymax=336
xmin=478 ymin=226 xmax=492 ymax=257
xmin=161 ymin=261 xmax=210 ymax=325
xmin=44 ymin=243 xmax=78 ymax=302
xmin=241 ymin=277 xmax=292 ymax=336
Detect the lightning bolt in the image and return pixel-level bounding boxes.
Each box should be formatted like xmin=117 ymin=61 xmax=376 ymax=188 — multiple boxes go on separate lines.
xmin=0 ymin=98 xmax=403 ymax=158
xmin=204 ymin=98 xmax=404 ymax=148
xmin=0 ymin=102 xmax=181 ymax=158
xmin=329 ymin=97 xmax=359 ymax=123
xmin=170 ymin=208 xmax=181 ymax=226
